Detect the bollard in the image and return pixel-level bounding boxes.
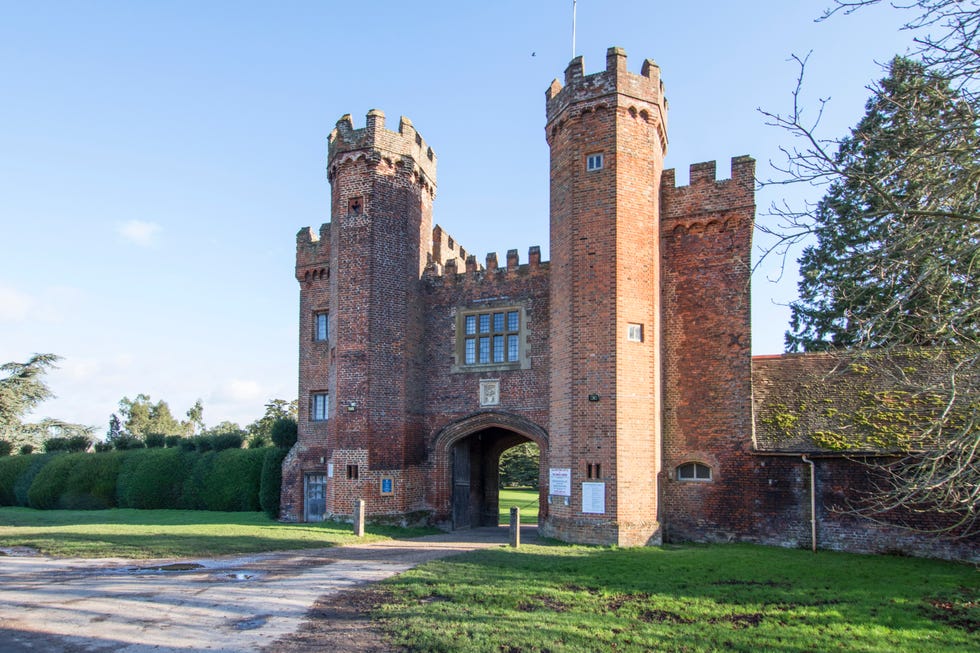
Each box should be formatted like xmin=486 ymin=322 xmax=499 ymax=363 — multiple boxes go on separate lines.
xmin=509 ymin=506 xmax=520 ymax=548
xmin=353 ymin=499 xmax=365 ymax=537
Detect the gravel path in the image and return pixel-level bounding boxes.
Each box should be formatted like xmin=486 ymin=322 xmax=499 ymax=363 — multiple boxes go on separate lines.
xmin=0 ymin=526 xmax=537 ymax=652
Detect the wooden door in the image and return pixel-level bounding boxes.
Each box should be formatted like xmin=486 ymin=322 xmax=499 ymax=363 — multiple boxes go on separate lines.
xmin=452 ymin=443 xmax=471 ymax=529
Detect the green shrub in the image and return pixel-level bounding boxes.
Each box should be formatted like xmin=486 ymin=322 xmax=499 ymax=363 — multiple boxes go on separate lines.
xmin=0 ymin=440 xmax=12 ymax=457
xmin=211 ymin=432 xmax=244 ymax=452
xmin=179 ymin=450 xmax=214 ymax=509
xmin=260 ymin=447 xmax=288 ymax=518
xmin=197 ymin=448 xmax=265 ymax=511
xmin=113 ymin=435 xmax=145 ymax=451
xmin=93 ymin=442 xmax=112 ymax=453
xmin=13 ymin=454 xmax=54 ymax=506
xmin=144 ymin=433 xmax=166 ymax=448
xmin=117 ymin=448 xmax=190 ymax=510
xmin=60 ymin=451 xmax=124 ymax=509
xmin=28 ymin=453 xmax=77 ymax=509
xmin=65 ymin=435 xmax=92 ymax=453
xmin=0 ymin=455 xmax=36 ymax=505
xmin=164 ymin=435 xmax=183 ymax=448
xmin=271 ymin=418 xmax=298 ymax=449
xmin=18 ymin=444 xmax=34 ymax=455
xmin=43 ymin=437 xmax=69 ymax=453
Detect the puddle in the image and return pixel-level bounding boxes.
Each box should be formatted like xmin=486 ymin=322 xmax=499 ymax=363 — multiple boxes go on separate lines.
xmin=230 ymin=614 xmax=270 ymax=630
xmin=135 ymin=563 xmax=206 ymax=572
xmin=0 ymin=546 xmax=40 ymax=557
xmin=225 ymin=572 xmax=255 ymax=581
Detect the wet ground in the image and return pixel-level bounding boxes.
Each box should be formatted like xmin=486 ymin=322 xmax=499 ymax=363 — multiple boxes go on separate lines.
xmin=0 ymin=526 xmax=536 ymax=652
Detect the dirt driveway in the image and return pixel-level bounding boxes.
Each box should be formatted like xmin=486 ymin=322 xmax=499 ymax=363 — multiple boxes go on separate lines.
xmin=0 ymin=526 xmax=534 ymax=652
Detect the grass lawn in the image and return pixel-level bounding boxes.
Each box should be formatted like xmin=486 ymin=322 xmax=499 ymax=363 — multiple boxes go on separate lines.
xmin=375 ymin=542 xmax=979 ymax=653
xmin=0 ymin=507 xmax=436 ymax=558
xmin=498 ymin=487 xmax=539 ymax=525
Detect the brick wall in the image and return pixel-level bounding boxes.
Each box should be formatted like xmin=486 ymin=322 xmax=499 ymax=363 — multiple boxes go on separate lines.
xmin=659 ymin=157 xmax=756 ymax=542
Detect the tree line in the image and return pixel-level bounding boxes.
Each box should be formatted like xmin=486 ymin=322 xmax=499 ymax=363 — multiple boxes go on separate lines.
xmin=0 ymin=353 xmax=298 ymax=456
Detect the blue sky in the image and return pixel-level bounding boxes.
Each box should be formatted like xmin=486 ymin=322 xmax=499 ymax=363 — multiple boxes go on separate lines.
xmin=1 ymin=1 xmax=917 ymax=432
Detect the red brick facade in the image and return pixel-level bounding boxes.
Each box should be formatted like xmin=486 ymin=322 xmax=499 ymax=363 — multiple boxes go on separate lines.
xmin=281 ymin=48 xmax=976 ymax=560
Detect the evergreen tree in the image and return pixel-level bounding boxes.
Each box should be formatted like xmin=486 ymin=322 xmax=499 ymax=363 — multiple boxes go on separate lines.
xmin=786 ymin=57 xmax=980 ymax=352
xmin=763 ymin=1 xmax=980 ymax=535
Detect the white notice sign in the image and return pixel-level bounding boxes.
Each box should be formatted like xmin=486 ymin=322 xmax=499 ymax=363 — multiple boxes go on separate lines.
xmin=582 ymin=482 xmax=606 ymax=514
xmin=550 ymin=468 xmax=572 ymax=497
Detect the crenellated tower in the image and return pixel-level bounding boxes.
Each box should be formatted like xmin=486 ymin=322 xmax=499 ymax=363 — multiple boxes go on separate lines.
xmin=286 ymin=110 xmax=437 ymax=521
xmin=543 ymin=47 xmax=668 ymax=545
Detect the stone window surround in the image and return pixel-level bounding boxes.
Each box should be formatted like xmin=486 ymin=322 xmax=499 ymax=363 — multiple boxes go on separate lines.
xmin=452 ymin=302 xmax=531 ymax=373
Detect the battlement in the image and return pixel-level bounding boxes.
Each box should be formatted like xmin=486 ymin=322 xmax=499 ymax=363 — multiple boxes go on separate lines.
xmin=296 ymin=223 xmax=331 ymax=279
xmin=430 ymin=225 xmax=470 ymax=272
xmin=424 ymin=245 xmax=546 ymax=283
xmin=545 ymin=47 xmax=668 ymax=152
xmin=328 ymin=110 xmax=437 ymax=189
xmin=661 ymin=156 xmax=755 ymax=221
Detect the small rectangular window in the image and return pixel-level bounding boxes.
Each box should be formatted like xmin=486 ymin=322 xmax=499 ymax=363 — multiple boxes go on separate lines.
xmin=479 ymin=314 xmax=490 ymax=333
xmin=346 ymin=464 xmax=359 ymax=480
xmin=507 ymin=335 xmax=519 ymax=362
xmin=507 ymin=311 xmax=519 ymax=331
xmin=311 ymin=393 xmax=329 ymax=421
xmin=465 ymin=338 xmax=476 ymax=364
xmin=627 ymin=323 xmax=643 ymax=342
xmin=465 ymin=315 xmax=476 ymax=335
xmin=479 ymin=337 xmax=490 ymax=363
xmin=586 ymin=153 xmax=603 ymax=171
xmin=315 ymin=313 xmax=328 ymax=341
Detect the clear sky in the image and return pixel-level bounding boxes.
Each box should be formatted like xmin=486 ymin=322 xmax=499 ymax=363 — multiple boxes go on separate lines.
xmin=1 ymin=1 xmax=918 ymax=433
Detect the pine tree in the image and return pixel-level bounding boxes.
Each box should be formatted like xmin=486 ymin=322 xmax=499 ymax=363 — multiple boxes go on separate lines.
xmin=786 ymin=56 xmax=980 ymax=352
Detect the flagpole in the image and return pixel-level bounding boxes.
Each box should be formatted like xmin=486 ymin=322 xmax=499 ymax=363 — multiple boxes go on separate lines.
xmin=572 ymin=0 xmax=577 ymax=59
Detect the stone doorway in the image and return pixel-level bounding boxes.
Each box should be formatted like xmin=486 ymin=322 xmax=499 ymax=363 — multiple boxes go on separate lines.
xmin=449 ymin=426 xmax=544 ymax=530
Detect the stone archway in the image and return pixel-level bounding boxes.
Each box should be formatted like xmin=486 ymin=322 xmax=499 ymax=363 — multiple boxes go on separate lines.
xmin=433 ymin=411 xmax=548 ymax=530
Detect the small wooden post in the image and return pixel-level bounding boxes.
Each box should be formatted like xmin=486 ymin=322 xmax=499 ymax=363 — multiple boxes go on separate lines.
xmin=509 ymin=506 xmax=520 ymax=548
xmin=354 ymin=499 xmax=365 ymax=537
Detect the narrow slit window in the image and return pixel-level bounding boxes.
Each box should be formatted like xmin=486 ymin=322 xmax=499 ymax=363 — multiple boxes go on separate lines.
xmin=315 ymin=312 xmax=328 ymax=341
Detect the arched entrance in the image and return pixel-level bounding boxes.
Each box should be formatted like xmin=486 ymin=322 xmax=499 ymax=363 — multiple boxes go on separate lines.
xmin=434 ymin=411 xmax=548 ymax=530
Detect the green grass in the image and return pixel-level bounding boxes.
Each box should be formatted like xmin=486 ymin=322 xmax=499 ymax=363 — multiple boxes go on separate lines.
xmin=498 ymin=487 xmax=539 ymax=524
xmin=0 ymin=507 xmax=437 ymax=558
xmin=376 ymin=542 xmax=979 ymax=653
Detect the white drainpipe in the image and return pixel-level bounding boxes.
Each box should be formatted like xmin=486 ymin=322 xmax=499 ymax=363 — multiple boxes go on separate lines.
xmin=801 ymin=455 xmax=817 ymax=552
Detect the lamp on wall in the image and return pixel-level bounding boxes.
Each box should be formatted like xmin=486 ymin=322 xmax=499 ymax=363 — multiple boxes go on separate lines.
xmin=347 ymin=401 xmax=357 ymax=412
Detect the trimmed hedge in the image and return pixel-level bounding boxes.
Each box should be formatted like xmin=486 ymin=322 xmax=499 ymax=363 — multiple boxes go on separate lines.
xmin=0 ymin=455 xmax=36 ymax=506
xmin=0 ymin=447 xmax=280 ymax=513
xmin=117 ymin=448 xmax=189 ymax=509
xmin=13 ymin=454 xmax=54 ymax=507
xmin=260 ymin=448 xmax=288 ymax=518
xmin=27 ymin=453 xmax=75 ymax=509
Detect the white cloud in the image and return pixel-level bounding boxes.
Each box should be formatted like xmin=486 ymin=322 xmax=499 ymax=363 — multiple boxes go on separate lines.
xmin=0 ymin=284 xmax=32 ymax=321
xmin=0 ymin=283 xmax=85 ymax=323
xmin=117 ymin=220 xmax=162 ymax=246
xmin=219 ymin=379 xmax=265 ymax=403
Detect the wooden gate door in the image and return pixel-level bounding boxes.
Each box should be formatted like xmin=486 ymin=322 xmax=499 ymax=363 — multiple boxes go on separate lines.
xmin=304 ymin=473 xmax=326 ymax=522
xmin=452 ymin=443 xmax=471 ymax=529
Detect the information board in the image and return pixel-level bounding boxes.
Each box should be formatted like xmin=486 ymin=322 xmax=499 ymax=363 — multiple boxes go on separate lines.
xmin=549 ymin=468 xmax=572 ymax=497
xmin=582 ymin=482 xmax=605 ymax=514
